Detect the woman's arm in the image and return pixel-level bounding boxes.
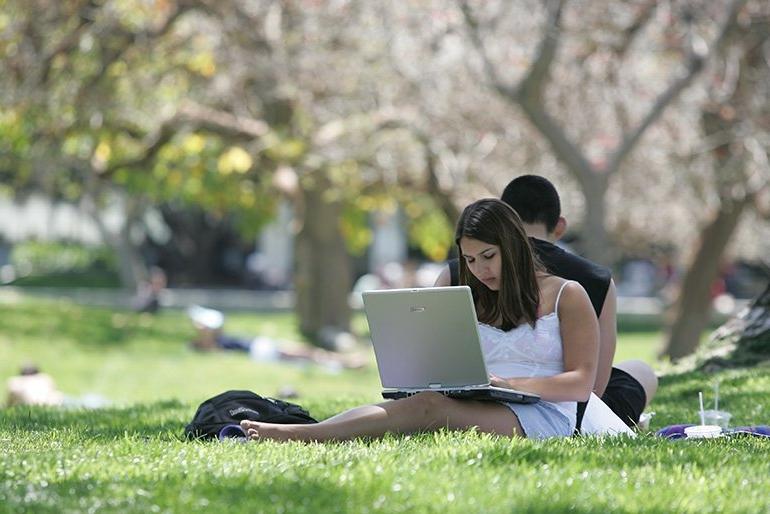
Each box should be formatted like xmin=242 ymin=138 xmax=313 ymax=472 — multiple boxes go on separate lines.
xmin=490 ymin=282 xmax=599 ymax=402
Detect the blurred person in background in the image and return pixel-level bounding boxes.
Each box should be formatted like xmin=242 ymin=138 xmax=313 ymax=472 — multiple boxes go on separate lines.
xmin=187 ymin=305 xmax=367 ymax=370
xmin=132 ymin=266 xmax=167 ymax=314
xmin=6 ymin=363 xmax=64 ymax=407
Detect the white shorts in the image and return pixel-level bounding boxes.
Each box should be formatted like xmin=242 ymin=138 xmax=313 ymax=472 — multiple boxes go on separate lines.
xmin=500 ymin=400 xmax=574 ymax=439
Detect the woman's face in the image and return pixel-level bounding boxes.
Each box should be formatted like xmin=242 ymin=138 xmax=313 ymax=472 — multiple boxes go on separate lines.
xmin=459 ymin=236 xmax=502 ymax=291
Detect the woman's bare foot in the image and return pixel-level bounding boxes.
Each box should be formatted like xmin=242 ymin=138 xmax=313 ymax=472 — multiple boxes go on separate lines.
xmin=239 ymin=420 xmax=306 ymax=441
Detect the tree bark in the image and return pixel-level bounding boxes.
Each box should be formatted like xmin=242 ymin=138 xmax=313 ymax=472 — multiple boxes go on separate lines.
xmin=81 ymin=177 xmax=147 ymax=290
xmin=579 ymin=175 xmax=611 ymax=265
xmin=661 ymin=196 xmax=751 ymax=360
xmin=706 ymin=282 xmax=770 ymax=369
xmin=661 ymin=12 xmax=767 ymax=361
xmin=294 ymin=174 xmax=352 ymax=346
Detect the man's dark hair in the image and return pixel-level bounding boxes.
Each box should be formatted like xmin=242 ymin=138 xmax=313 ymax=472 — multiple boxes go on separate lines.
xmin=500 ymin=175 xmax=561 ymax=233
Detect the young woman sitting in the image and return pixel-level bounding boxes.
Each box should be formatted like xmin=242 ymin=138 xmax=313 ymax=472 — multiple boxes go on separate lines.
xmin=241 ymin=198 xmax=598 ymax=441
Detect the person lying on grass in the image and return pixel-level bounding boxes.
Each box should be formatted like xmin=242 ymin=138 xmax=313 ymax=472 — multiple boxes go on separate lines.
xmin=242 ymin=198 xmax=598 ymax=441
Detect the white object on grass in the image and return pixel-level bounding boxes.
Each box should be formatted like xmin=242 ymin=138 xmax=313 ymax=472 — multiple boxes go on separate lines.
xmin=684 ymin=425 xmax=722 ymax=439
xmin=581 ymin=393 xmax=636 ymax=437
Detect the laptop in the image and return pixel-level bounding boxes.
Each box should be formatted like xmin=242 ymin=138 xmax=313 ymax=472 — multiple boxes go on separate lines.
xmin=362 ymin=286 xmax=539 ymax=404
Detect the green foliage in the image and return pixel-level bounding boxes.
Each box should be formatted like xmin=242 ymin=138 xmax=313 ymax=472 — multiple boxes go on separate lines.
xmin=10 ymin=241 xmax=117 ymax=277
xmin=403 ymin=195 xmax=455 ymax=262
xmin=340 ymin=202 xmax=374 ymax=256
xmin=113 ymin=132 xmax=279 ymax=239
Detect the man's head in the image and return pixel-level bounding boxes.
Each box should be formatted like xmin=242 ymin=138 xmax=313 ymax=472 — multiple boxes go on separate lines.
xmin=500 ymin=174 xmax=566 ymax=240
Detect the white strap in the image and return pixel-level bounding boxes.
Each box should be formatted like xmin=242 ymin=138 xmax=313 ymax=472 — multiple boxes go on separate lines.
xmin=553 ymin=280 xmax=573 ymax=314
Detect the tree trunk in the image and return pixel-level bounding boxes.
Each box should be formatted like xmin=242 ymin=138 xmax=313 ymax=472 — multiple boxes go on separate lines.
xmin=82 ymin=184 xmax=147 ymax=291
xmin=294 ymin=178 xmax=352 ymax=347
xmin=706 ymin=282 xmax=770 ymax=368
xmin=579 ymin=175 xmax=611 ymax=266
xmin=661 ymin=197 xmax=750 ymax=360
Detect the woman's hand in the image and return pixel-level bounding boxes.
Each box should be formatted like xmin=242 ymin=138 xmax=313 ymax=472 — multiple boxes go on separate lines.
xmin=488 ymin=374 xmax=510 ymax=389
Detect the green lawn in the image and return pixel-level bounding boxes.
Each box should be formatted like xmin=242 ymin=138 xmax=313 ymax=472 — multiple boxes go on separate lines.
xmin=1 ymin=299 xmax=768 ymax=513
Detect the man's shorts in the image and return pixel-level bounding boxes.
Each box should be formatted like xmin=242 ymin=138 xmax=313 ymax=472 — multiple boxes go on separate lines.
xmin=600 ymin=367 xmax=647 ymax=427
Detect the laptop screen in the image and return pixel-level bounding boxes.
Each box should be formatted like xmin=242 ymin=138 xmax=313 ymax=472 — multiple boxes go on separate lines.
xmin=362 ymin=287 xmax=491 ymax=389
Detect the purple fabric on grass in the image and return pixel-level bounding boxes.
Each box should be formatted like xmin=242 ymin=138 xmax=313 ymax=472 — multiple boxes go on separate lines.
xmin=656 ymin=424 xmax=770 ymax=439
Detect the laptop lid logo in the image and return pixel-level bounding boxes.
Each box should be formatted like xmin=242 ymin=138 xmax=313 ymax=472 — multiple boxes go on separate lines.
xmin=410 ymin=306 xmax=426 ymax=313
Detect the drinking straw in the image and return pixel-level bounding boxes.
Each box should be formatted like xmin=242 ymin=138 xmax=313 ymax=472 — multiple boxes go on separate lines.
xmin=714 ymin=382 xmax=720 ymax=411
xmin=699 ymin=391 xmax=705 ymax=425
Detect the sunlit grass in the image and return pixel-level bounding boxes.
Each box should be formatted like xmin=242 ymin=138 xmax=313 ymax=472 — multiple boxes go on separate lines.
xmin=1 ymin=299 xmax=768 ymax=513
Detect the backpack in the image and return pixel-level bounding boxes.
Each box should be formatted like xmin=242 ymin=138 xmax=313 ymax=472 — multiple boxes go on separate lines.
xmin=184 ymin=390 xmax=318 ymax=440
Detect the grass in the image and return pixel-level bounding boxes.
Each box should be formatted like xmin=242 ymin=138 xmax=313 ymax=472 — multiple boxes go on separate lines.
xmin=1 ymin=299 xmax=769 ymax=513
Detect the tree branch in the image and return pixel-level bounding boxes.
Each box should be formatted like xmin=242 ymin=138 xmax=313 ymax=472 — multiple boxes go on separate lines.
xmin=514 ymin=0 xmax=566 ymax=104
xmin=39 ymin=0 xmax=100 ymax=84
xmin=460 ymin=0 xmax=597 ymax=186
xmin=613 ymin=1 xmax=657 ymax=59
xmin=178 ymin=101 xmax=270 ymax=139
xmin=74 ymin=1 xmax=196 ymax=106
xmin=605 ymin=0 xmax=748 ymax=176
xmin=457 ymin=0 xmax=517 ymax=99
xmin=101 ymin=101 xmax=271 ymax=177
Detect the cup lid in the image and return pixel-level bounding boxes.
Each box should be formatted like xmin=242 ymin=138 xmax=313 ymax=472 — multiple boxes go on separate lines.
xmin=684 ymin=425 xmax=722 ymax=438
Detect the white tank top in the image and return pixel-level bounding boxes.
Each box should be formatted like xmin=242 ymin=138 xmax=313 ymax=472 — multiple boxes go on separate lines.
xmin=478 ymin=281 xmax=576 ymax=426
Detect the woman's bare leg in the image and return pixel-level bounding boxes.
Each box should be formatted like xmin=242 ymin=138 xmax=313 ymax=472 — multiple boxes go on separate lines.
xmin=240 ymin=392 xmax=523 ymax=442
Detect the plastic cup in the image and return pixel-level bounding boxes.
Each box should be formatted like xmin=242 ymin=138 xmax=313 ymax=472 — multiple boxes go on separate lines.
xmin=702 ymin=410 xmax=731 ymax=429
xmin=684 ymin=425 xmax=722 ymax=439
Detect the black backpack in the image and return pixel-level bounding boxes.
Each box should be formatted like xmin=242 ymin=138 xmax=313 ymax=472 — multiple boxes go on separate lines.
xmin=184 ymin=390 xmax=318 ymax=440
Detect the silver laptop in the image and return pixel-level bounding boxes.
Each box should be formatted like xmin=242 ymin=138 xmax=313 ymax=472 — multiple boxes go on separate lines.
xmin=362 ymin=286 xmax=539 ymax=404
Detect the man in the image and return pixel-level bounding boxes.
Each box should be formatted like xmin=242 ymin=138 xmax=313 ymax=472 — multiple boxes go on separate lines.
xmin=435 ymin=175 xmax=657 ymax=428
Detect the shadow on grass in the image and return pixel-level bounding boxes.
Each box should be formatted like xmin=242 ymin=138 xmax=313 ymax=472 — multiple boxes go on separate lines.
xmin=0 ymin=465 xmax=660 ymax=514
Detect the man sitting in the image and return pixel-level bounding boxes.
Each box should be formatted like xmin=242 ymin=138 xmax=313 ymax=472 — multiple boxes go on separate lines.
xmin=435 ymin=175 xmax=657 ymax=428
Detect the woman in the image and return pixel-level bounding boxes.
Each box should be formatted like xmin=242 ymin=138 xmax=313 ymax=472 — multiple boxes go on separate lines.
xmin=241 ymin=199 xmax=598 ymax=441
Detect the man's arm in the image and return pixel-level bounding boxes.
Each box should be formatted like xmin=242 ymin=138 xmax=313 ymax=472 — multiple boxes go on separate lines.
xmin=433 ymin=265 xmax=452 ymax=287
xmin=594 ymin=278 xmax=617 ymax=396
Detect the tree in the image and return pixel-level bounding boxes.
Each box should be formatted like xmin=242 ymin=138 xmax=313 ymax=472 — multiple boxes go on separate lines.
xmin=661 ymin=1 xmax=770 ymax=359
xmin=458 ymin=0 xmax=747 ymax=265
xmin=704 ymin=282 xmax=770 ymax=368
xmin=0 ymin=0 xmax=201 ymax=288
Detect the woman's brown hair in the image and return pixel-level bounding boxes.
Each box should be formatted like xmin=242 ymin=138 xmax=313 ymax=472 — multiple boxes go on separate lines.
xmin=455 ymin=198 xmax=542 ymax=330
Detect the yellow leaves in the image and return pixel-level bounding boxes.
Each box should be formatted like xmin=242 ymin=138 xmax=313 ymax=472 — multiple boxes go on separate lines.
xmin=184 ymin=176 xmax=202 ymax=197
xmin=238 ymin=181 xmax=257 ymax=208
xmin=183 ymin=134 xmax=206 ymax=154
xmin=217 ymin=146 xmax=253 ymax=175
xmin=263 ymin=132 xmax=307 ymax=162
xmin=167 ymin=170 xmax=183 ymax=187
xmin=0 ymin=109 xmax=18 ymax=125
xmin=405 ymin=198 xmax=453 ymax=262
xmin=187 ymin=51 xmax=216 ymax=78
xmin=62 ymin=134 xmax=92 ymax=158
xmin=93 ymin=141 xmax=112 ymax=165
xmin=108 ymin=60 xmax=128 ymax=78
xmin=340 ymin=205 xmax=373 ymax=257
xmin=327 ymin=160 xmax=360 ymax=187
